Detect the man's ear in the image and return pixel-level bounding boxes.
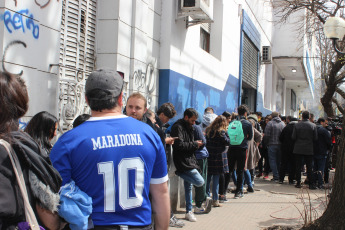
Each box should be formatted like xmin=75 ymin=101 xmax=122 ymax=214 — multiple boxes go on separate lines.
xmin=118 ymin=92 xmax=123 ymax=107
xmin=144 ymin=108 xmax=148 ymax=113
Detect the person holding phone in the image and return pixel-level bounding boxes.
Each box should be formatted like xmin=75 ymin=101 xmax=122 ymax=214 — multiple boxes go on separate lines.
xmin=171 ymin=108 xmax=204 ymax=222
xmin=154 ymin=103 xmax=186 ymax=228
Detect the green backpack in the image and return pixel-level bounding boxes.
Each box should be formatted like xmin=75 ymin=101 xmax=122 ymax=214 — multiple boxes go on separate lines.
xmin=228 ymin=119 xmax=244 ymax=145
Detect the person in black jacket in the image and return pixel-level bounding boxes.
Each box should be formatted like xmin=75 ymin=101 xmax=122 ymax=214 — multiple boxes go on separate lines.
xmin=0 ymin=71 xmax=63 ymax=229
xmin=313 ymin=118 xmax=332 ymax=189
xmin=292 ymin=111 xmax=318 ymax=189
xmin=278 ymin=116 xmax=298 ymax=184
xmin=155 ymin=103 xmax=186 ymax=228
xmin=171 ymin=108 xmax=204 ymax=222
xmin=227 ymin=105 xmax=253 ymax=199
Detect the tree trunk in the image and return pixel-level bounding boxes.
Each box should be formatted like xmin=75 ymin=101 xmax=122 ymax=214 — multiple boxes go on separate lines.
xmin=320 ymin=82 xmax=336 ymax=117
xmin=301 ymin=119 xmax=345 ymax=230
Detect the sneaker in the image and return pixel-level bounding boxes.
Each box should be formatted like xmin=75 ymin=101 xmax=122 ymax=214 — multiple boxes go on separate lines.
xmin=219 ymin=195 xmax=229 ymax=203
xmin=247 ymin=187 xmax=254 ymax=193
xmin=295 ymin=183 xmax=302 ymax=188
xmin=194 ymin=206 xmax=207 ymax=214
xmin=234 ymin=191 xmax=244 ymax=199
xmin=279 ymin=180 xmax=283 ymax=184
xmin=204 ymin=197 xmax=212 ymax=213
xmin=185 ymin=211 xmax=197 ymax=222
xmin=271 ymin=178 xmax=279 ymax=183
xmin=212 ymin=200 xmax=223 ymax=207
xmin=169 ymin=215 xmax=185 ymax=228
xmin=263 ymin=174 xmax=269 ymax=179
xmin=257 ymin=172 xmax=263 ymax=177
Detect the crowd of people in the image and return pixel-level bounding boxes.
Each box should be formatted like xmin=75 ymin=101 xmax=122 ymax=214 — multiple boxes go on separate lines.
xmin=0 ymin=69 xmax=333 ymax=230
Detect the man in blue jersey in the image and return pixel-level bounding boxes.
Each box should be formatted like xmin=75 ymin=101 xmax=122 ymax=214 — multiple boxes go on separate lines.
xmin=50 ymin=68 xmax=170 ymax=230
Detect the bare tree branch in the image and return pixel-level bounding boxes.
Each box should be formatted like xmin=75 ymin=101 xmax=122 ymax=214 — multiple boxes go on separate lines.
xmin=332 ymin=97 xmax=345 ymax=114
xmin=335 ymin=86 xmax=345 ymax=99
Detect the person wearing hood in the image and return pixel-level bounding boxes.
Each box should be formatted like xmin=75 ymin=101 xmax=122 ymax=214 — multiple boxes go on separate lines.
xmin=248 ymin=114 xmax=263 ymax=134
xmin=264 ymin=112 xmax=285 ymax=182
xmin=202 ymin=107 xmax=218 ymax=132
xmin=278 ymin=116 xmax=298 ymax=184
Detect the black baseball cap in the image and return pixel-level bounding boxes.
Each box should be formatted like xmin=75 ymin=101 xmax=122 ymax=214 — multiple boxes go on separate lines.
xmin=85 ymin=68 xmax=124 ymax=100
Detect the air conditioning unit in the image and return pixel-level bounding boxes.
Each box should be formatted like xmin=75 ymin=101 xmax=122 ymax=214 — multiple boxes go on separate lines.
xmin=262 ymin=46 xmax=272 ymax=63
xmin=180 ymin=0 xmax=213 ymax=22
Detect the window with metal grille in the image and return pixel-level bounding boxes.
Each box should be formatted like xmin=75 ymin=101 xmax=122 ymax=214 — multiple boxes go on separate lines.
xmin=58 ymin=0 xmax=97 ymax=131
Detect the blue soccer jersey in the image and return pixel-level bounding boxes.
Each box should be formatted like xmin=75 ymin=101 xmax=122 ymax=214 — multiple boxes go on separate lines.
xmin=50 ymin=115 xmax=168 ymax=226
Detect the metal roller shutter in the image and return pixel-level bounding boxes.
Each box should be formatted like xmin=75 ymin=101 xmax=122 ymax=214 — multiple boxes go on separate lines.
xmin=58 ymin=0 xmax=97 ymax=131
xmin=242 ymin=33 xmax=258 ymax=89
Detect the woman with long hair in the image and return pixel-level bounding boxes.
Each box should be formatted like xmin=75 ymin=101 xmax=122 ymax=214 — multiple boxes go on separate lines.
xmin=218 ymin=111 xmax=232 ymax=202
xmin=205 ymin=115 xmax=230 ymax=207
xmin=25 ymin=111 xmax=58 ymax=157
xmin=0 ymin=71 xmax=63 ymax=229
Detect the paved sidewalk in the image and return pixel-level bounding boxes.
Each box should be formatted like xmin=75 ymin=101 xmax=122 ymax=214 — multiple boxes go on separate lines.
xmin=172 ymin=177 xmax=331 ymax=230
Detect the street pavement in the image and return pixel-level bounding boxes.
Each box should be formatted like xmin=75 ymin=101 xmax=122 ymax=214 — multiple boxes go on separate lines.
xmin=172 ymin=175 xmax=332 ymax=230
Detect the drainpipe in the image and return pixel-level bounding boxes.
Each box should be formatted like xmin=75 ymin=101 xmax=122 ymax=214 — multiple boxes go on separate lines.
xmin=238 ymin=29 xmax=244 ymax=107
xmin=129 ymin=0 xmax=136 ymax=94
xmin=282 ymin=78 xmax=286 ymax=115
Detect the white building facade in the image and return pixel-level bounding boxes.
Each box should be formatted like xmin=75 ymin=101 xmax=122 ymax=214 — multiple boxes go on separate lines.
xmin=0 ymin=0 xmax=316 ymax=128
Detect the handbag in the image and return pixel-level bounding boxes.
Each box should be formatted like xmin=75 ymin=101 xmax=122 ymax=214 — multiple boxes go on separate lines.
xmin=0 ymin=139 xmax=41 ymax=230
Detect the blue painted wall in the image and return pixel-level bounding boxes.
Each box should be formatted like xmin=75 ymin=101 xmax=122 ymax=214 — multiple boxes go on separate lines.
xmin=159 ymin=69 xmax=239 ymax=122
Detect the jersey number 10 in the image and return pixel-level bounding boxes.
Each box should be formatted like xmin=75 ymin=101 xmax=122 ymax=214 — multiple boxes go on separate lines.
xmin=97 ymin=157 xmax=145 ymax=212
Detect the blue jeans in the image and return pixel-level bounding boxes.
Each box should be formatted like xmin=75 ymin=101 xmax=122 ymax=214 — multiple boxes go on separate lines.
xmin=206 ymin=174 xmax=220 ymax=200
xmin=176 ymin=169 xmax=204 ymax=212
xmin=313 ymin=155 xmax=327 ymax=186
xmin=243 ymin=169 xmax=253 ymax=188
xmin=268 ymin=145 xmax=281 ymax=180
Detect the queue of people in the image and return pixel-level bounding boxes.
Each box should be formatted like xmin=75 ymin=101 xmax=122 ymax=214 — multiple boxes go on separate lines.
xmin=0 ymin=69 xmax=333 ymax=230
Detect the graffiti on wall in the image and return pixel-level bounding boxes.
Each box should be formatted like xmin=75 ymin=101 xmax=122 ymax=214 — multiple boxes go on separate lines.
xmin=3 ymin=9 xmax=40 ymax=39
xmin=0 ymin=3 xmax=44 ymax=76
xmin=18 ymin=118 xmax=27 ymax=130
xmin=2 ymin=40 xmax=27 ymax=76
xmin=133 ymin=63 xmax=156 ymax=110
xmin=58 ymin=68 xmax=90 ymax=131
xmin=1 ymin=1 xmax=62 ymax=124
xmin=35 ymin=0 xmax=59 ymax=9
